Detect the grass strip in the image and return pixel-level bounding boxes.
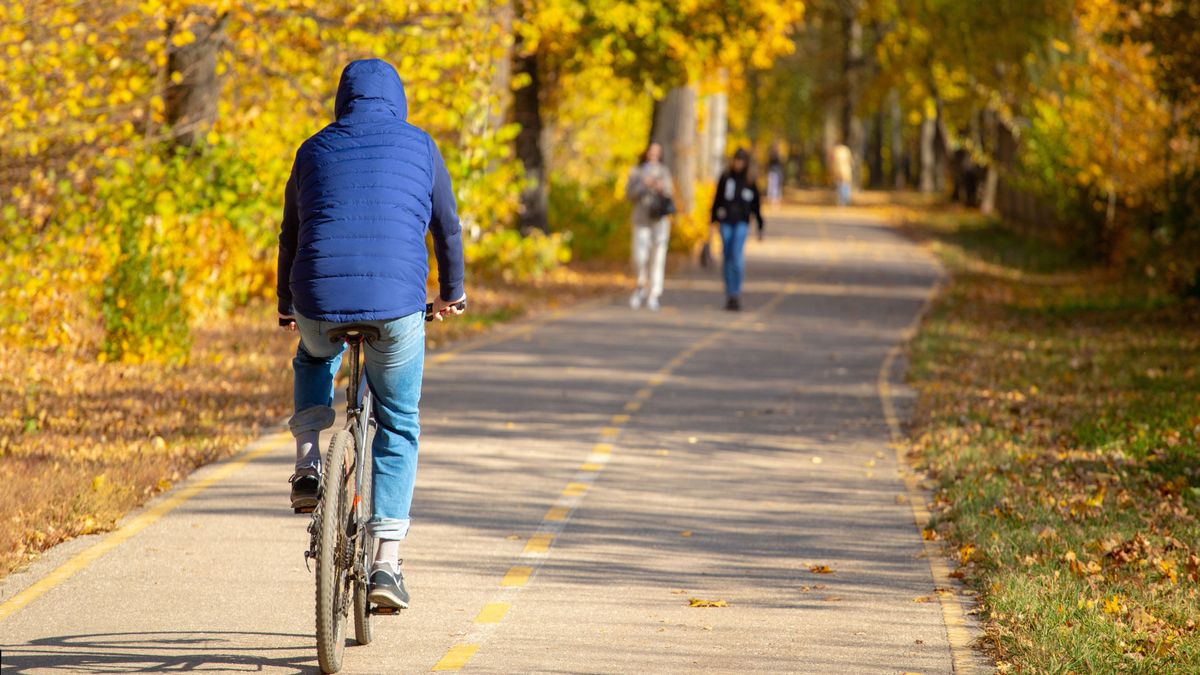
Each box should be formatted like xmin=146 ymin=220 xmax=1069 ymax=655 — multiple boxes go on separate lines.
xmin=901 ymin=210 xmax=1199 ymax=672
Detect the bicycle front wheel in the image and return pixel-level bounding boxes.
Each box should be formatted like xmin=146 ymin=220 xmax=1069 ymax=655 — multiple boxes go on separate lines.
xmin=316 ymin=429 xmax=354 ymax=673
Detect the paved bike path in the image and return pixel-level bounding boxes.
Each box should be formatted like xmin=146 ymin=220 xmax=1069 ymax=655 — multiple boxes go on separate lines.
xmin=0 ymin=206 xmax=976 ymax=673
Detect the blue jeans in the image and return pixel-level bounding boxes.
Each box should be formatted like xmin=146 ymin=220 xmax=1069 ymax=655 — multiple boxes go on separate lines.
xmin=291 ymin=312 xmax=425 ymax=540
xmin=719 ymin=221 xmax=749 ymax=297
xmin=836 ymin=181 xmax=851 ymax=206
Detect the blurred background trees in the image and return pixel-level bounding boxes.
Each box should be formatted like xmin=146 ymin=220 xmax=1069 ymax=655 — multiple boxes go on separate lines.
xmin=0 ymin=0 xmax=1195 ymax=363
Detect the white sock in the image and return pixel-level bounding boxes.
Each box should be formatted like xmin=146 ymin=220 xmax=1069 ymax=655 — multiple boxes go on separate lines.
xmin=374 ymin=539 xmax=401 ymax=566
xmin=295 ymin=431 xmax=321 ymax=468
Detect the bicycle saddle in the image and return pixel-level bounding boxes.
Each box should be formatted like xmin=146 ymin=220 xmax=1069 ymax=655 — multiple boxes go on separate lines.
xmin=328 ymin=324 xmax=382 ymax=343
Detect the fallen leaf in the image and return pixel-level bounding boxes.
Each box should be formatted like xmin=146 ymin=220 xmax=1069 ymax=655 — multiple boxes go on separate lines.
xmin=913 ymin=595 xmax=934 ymax=603
xmin=1103 ymin=594 xmax=1124 ymax=615
xmin=959 ymin=544 xmax=976 ymax=564
xmin=679 ymin=530 xmax=693 ymax=538
xmin=688 ymin=597 xmax=727 ymax=608
xmin=811 ymin=456 xmax=823 ymax=464
xmin=809 ymin=564 xmax=834 ymax=574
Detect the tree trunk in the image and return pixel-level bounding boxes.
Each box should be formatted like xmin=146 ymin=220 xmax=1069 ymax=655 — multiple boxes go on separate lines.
xmin=164 ymin=10 xmax=227 ymax=146
xmin=889 ymin=89 xmax=905 ymax=189
xmin=867 ymin=109 xmax=884 ymax=189
xmin=934 ymin=99 xmax=949 ymax=193
xmin=650 ymin=85 xmax=698 ymax=214
xmin=488 ymin=2 xmax=514 ymax=133
xmin=511 ymin=46 xmax=548 ymax=232
xmin=699 ymin=86 xmax=728 ymax=181
xmin=919 ymin=108 xmax=937 ymax=193
xmin=841 ymin=1 xmax=864 ymax=187
xmin=822 ymin=103 xmax=839 ymax=180
xmin=980 ymin=108 xmax=999 ymax=215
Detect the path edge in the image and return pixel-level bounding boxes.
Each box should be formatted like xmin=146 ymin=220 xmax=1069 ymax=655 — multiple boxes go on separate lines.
xmin=878 ymin=271 xmax=995 ymax=674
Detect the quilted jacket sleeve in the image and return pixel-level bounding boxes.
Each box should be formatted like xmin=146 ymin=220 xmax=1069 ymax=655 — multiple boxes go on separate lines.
xmin=276 ymin=157 xmax=300 ymax=316
xmin=428 ymin=136 xmax=466 ymax=302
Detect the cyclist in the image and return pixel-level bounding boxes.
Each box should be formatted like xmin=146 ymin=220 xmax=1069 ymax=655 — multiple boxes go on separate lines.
xmin=276 ymin=59 xmax=466 ymax=610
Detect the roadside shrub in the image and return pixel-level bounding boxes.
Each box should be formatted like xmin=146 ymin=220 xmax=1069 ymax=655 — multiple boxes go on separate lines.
xmin=548 ymin=177 xmax=631 ymax=261
xmin=465 ymin=228 xmax=571 ymax=282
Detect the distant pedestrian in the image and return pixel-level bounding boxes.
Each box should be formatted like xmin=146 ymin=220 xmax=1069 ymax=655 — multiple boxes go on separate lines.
xmin=709 ymin=148 xmax=764 ymax=312
xmin=624 ymin=142 xmax=675 ymax=311
xmin=766 ymin=147 xmax=784 ymax=206
xmin=831 ymin=143 xmax=854 ymax=206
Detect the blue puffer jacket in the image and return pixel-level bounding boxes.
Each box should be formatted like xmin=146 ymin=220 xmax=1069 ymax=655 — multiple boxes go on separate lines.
xmin=277 ymin=59 xmax=465 ymax=323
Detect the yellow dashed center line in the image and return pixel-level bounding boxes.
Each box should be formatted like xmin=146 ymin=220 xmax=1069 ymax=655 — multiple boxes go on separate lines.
xmin=432 ymin=644 xmax=481 ymax=671
xmin=430 ymin=285 xmax=803 ymax=671
xmin=543 ymin=506 xmax=569 ymax=521
xmin=473 ymin=602 xmax=510 ymax=624
xmin=500 ymin=566 xmax=532 ymax=587
xmin=523 ymin=533 xmax=554 ymax=554
xmin=561 ymin=482 xmax=590 ymax=497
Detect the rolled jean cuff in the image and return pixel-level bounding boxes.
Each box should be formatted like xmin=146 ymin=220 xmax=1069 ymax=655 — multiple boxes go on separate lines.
xmin=367 ymin=517 xmax=410 ymax=541
xmin=289 ymin=405 xmax=337 ymax=436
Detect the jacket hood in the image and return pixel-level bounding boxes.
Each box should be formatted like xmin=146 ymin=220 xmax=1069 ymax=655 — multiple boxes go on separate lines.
xmin=334 ymin=59 xmax=407 ymax=120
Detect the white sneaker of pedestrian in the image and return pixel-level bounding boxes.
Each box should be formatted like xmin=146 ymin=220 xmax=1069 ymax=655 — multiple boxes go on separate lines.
xmin=646 ymin=296 xmax=660 ymax=312
xmin=629 ymin=290 xmax=644 ymax=310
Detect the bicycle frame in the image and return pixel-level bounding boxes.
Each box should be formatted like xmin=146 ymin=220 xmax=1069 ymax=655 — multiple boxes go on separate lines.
xmin=341 ymin=337 xmax=376 ymax=596
xmin=344 ymin=337 xmax=373 ymax=526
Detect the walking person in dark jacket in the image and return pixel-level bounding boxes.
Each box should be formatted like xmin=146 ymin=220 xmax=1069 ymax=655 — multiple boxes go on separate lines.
xmin=709 ymin=148 xmax=764 ymax=311
xmin=276 ymin=59 xmax=466 ymax=610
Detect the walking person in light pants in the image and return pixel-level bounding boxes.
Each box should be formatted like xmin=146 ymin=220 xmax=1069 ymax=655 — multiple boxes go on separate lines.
xmin=625 ymin=142 xmax=674 ymax=311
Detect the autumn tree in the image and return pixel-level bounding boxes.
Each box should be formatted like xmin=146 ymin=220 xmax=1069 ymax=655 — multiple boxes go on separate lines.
xmin=510 ymin=0 xmax=803 ymax=229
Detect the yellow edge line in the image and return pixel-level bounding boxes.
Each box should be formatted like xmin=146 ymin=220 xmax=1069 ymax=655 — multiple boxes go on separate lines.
xmin=0 ymin=433 xmax=285 ymax=623
xmin=877 ymin=281 xmax=977 ymax=674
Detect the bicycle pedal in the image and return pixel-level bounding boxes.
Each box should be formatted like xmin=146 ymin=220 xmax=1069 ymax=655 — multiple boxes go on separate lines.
xmin=294 ymin=506 xmax=314 ymax=514
xmin=371 ymin=606 xmax=402 ymax=616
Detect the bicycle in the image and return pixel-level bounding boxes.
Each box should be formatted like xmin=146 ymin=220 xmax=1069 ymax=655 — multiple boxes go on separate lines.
xmin=296 ymin=300 xmax=466 ymax=674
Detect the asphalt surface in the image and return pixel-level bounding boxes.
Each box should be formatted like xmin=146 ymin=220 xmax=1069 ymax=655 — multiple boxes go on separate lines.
xmin=0 ymin=206 xmax=960 ymax=674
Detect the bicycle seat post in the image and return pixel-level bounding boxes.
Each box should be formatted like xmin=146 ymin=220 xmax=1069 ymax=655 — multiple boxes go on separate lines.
xmin=346 ymin=336 xmax=362 ymax=417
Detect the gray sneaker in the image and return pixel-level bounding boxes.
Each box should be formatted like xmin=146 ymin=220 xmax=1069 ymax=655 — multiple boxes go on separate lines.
xmin=368 ymin=562 xmax=410 ymax=609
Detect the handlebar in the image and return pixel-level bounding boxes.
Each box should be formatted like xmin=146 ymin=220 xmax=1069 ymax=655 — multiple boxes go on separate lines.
xmin=425 ymin=299 xmax=468 ymax=322
xmin=279 ymin=300 xmax=468 ymax=328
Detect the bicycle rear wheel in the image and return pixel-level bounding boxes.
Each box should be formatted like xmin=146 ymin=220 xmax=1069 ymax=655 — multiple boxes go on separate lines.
xmin=353 ymin=425 xmax=374 ymax=645
xmin=316 ymin=430 xmax=354 ymax=673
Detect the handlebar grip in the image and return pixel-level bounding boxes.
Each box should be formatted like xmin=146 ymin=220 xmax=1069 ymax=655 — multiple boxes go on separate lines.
xmin=425 ymin=299 xmax=468 ymax=322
